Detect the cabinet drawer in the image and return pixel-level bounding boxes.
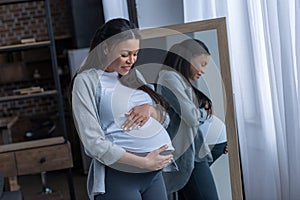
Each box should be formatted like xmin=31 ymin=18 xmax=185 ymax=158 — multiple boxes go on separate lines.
xmin=0 ymin=152 xmax=17 ymax=177
xmin=15 ymin=142 xmax=73 ymax=175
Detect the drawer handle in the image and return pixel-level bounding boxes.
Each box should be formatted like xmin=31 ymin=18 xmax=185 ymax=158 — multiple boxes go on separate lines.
xmin=40 ymin=157 xmax=46 ymax=164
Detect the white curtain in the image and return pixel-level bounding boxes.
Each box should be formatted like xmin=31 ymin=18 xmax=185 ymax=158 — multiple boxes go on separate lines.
xmin=183 ymin=0 xmax=300 ymax=199
xmin=102 ymin=0 xmax=129 ymax=22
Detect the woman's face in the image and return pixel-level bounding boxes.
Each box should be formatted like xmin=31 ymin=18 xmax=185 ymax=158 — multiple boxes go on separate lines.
xmin=106 ymin=39 xmax=140 ymax=75
xmin=189 ymin=54 xmax=210 ymax=81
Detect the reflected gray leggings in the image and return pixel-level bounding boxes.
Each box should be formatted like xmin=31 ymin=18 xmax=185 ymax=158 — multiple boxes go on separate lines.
xmin=178 ymin=161 xmax=219 ymax=200
xmin=94 ymin=167 xmax=168 ymax=200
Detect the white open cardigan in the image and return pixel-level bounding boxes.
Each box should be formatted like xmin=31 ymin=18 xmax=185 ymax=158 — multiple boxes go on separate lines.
xmin=72 ymin=69 xmax=125 ymax=199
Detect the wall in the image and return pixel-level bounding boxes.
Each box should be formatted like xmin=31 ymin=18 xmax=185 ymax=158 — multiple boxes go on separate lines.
xmin=0 ymin=0 xmax=72 ymax=115
xmin=69 ymin=0 xmax=105 ymax=48
xmin=0 ymin=0 xmax=71 ymax=46
xmin=0 ymin=0 xmax=72 ymax=119
xmin=0 ymin=0 xmax=72 ymax=144
xmin=136 ymin=0 xmax=184 ymax=28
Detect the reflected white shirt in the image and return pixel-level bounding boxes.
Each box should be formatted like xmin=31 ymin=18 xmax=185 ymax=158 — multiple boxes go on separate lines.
xmin=200 ymin=115 xmax=227 ymax=145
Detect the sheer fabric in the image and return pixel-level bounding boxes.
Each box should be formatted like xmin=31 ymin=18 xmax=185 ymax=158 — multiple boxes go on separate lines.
xmin=102 ymin=0 xmax=129 ymax=22
xmin=183 ymin=0 xmax=300 ymax=199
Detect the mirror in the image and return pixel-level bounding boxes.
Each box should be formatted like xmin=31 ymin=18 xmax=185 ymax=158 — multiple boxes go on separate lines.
xmin=136 ymin=17 xmax=243 ymax=200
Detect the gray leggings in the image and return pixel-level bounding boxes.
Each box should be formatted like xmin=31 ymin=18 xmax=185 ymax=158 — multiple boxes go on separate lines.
xmin=94 ymin=167 xmax=168 ymax=200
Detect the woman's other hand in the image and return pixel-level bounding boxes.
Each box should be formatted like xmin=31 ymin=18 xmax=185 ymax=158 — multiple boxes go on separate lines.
xmin=142 ymin=145 xmax=173 ymax=171
xmin=224 ymin=144 xmax=228 ymax=154
xmin=117 ymin=145 xmax=174 ymax=171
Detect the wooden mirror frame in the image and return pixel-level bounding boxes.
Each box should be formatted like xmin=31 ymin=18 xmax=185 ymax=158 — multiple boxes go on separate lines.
xmin=139 ymin=17 xmax=244 ymax=200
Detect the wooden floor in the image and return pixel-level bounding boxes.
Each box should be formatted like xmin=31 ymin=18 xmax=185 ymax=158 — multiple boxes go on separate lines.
xmin=17 ymin=169 xmax=88 ymax=200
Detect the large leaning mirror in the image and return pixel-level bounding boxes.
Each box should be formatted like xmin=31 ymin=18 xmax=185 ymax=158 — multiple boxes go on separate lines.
xmin=135 ymin=17 xmax=243 ymax=200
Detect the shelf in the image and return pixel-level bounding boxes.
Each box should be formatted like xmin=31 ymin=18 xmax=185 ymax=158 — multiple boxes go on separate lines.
xmin=0 ymin=116 xmax=18 ymax=129
xmin=0 ymin=90 xmax=58 ymax=103
xmin=55 ymin=34 xmax=72 ymax=41
xmin=0 ymin=136 xmax=65 ymax=153
xmin=0 ymin=0 xmax=75 ymax=198
xmin=0 ymin=41 xmax=51 ymax=53
xmin=0 ymin=0 xmax=43 ymax=6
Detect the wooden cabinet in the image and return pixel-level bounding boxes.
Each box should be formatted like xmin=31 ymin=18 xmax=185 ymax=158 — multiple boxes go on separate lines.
xmin=0 ymin=137 xmax=73 ymax=177
xmin=0 ymin=152 xmax=17 ymax=177
xmin=16 ymin=142 xmax=73 ymax=175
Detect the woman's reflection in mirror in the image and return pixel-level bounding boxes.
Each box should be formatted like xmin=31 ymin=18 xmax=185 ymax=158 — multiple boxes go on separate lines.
xmin=157 ymin=39 xmax=227 ymax=200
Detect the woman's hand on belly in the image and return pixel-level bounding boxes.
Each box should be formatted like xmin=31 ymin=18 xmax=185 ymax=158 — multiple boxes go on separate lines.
xmin=122 ymin=104 xmax=152 ymax=130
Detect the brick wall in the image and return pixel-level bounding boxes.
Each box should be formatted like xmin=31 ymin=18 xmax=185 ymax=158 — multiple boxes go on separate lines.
xmin=0 ymin=0 xmax=72 ymax=141
xmin=0 ymin=0 xmax=72 ymax=118
xmin=0 ymin=0 xmax=71 ymax=46
xmin=0 ymin=79 xmax=57 ymax=118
